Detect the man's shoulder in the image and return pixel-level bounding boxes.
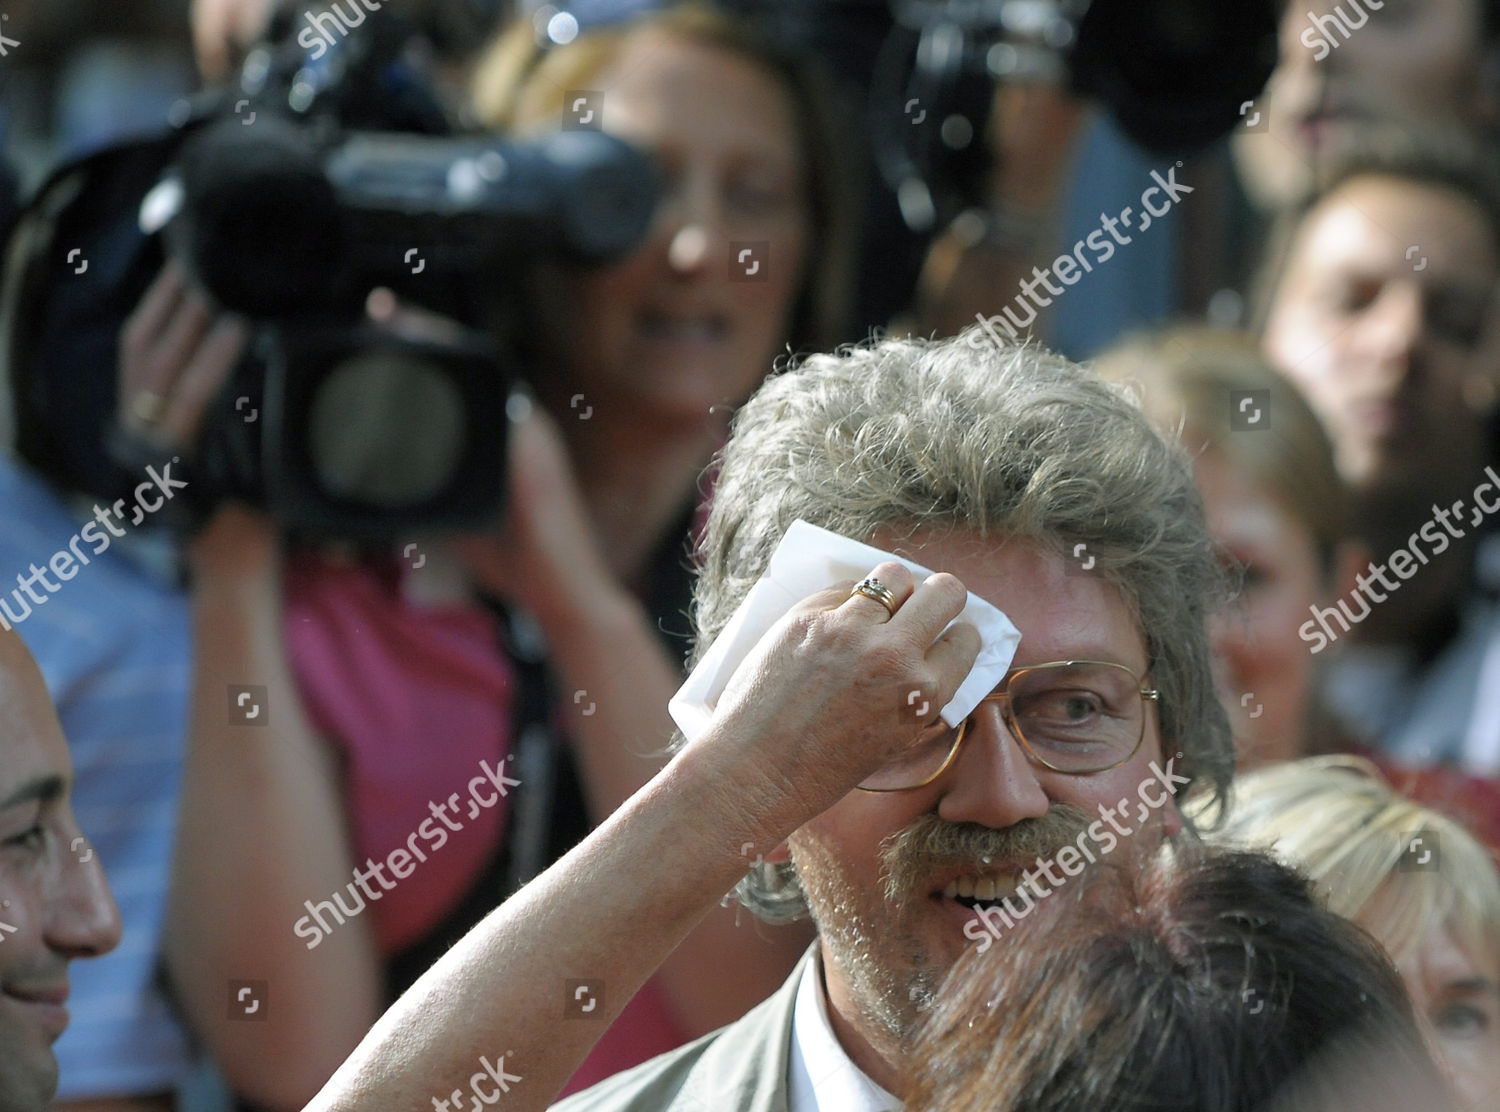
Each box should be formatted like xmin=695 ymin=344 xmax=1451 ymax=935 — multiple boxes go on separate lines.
xmin=549 ymin=1026 xmax=728 ymax=1112
xmin=552 ymin=949 xmax=812 ymax=1112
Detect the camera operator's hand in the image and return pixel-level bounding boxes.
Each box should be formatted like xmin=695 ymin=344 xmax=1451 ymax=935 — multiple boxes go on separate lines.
xmin=119 ymin=261 xmax=248 ymax=454
xmin=698 ymin=564 xmax=980 ymax=832
xmin=450 ymin=395 xmax=611 ymax=618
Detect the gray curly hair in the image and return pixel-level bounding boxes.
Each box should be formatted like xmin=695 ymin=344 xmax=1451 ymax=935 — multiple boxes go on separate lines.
xmin=694 ymin=329 xmax=1233 ymax=922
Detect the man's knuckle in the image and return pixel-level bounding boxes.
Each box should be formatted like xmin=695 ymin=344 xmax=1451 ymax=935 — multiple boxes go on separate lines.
xmin=908 ymin=665 xmax=940 ymax=698
xmin=785 ymin=609 xmax=826 ymax=645
xmin=862 ymin=641 xmax=912 ymax=681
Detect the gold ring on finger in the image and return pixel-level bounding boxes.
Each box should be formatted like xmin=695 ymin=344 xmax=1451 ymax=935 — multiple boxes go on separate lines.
xmin=851 ymin=577 xmax=899 ymax=617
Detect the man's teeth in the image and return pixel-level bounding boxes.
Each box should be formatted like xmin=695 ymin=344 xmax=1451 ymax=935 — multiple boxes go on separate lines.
xmin=942 ymin=875 xmax=1015 ymax=901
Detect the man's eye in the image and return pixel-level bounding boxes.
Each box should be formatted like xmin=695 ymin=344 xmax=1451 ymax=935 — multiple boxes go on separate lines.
xmin=3 ymin=824 xmax=45 ymax=850
xmin=1022 ymin=690 xmax=1106 ymax=724
xmin=1434 ymin=1002 xmax=1492 ymax=1038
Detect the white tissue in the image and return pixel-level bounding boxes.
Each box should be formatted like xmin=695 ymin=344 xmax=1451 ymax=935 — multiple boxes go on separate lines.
xmin=669 ymin=520 xmax=1021 ymax=745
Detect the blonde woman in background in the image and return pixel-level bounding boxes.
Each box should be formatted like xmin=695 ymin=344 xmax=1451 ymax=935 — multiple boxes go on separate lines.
xmin=1202 ymin=755 xmax=1500 ymax=1111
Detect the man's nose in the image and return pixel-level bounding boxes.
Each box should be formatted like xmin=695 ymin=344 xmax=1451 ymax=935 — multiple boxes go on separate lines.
xmin=46 ymin=846 xmax=122 ymax=959
xmin=935 ymin=704 xmax=1051 ymax=829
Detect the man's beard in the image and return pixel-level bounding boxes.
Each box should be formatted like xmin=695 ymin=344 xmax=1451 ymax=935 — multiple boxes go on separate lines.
xmin=790 ymin=805 xmax=1094 ymax=1052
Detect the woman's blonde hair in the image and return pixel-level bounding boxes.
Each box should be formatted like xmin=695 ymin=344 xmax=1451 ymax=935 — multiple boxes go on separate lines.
xmin=469 ymin=1 xmax=853 ymax=353
xmin=1201 ymin=755 xmax=1500 ymax=970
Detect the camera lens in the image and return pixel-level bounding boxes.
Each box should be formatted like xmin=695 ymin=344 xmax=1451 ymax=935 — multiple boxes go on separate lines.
xmin=308 ymin=352 xmax=466 ymax=508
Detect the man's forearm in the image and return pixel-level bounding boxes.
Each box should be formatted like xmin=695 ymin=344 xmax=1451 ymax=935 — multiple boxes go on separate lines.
xmin=306 ymin=737 xmax=794 ymax=1112
xmin=538 ymin=583 xmax=816 ymax=1038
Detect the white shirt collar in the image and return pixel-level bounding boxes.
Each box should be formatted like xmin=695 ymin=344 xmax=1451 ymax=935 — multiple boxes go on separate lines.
xmin=787 ymin=950 xmax=903 ymax=1112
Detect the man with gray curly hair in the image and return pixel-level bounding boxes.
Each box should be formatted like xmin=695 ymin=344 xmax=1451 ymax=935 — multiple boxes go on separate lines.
xmin=306 ymin=327 xmax=1233 ymax=1112
xmin=553 ymin=328 xmax=1232 ymax=1110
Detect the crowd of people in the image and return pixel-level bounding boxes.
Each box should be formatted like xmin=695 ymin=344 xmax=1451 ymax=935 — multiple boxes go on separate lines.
xmin=2 ymin=1 xmax=1499 ymax=1111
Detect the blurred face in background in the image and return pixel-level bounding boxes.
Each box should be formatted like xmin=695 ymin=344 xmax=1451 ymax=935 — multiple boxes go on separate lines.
xmin=1236 ymin=0 xmax=1492 ymax=205
xmin=1199 ymin=450 xmax=1330 ymax=764
xmin=530 ymin=29 xmax=810 ymax=431
xmin=1401 ymin=926 xmax=1500 ymax=1109
xmin=1363 ymin=885 xmax=1500 ymax=1111
xmin=1262 ymin=176 xmax=1499 ymax=505
xmin=0 ymin=634 xmax=120 ymax=1112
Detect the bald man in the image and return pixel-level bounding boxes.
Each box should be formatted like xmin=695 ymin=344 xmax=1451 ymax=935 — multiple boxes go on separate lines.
xmin=0 ymin=628 xmax=122 ymax=1112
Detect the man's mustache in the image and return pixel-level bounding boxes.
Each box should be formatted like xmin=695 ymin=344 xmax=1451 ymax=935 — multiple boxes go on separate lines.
xmin=880 ymin=806 xmax=1093 ymax=903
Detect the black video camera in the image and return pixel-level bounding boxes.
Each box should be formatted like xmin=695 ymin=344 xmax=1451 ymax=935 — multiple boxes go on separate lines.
xmin=3 ymin=2 xmax=656 ymax=539
xmin=873 ymin=0 xmax=1280 ymax=231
